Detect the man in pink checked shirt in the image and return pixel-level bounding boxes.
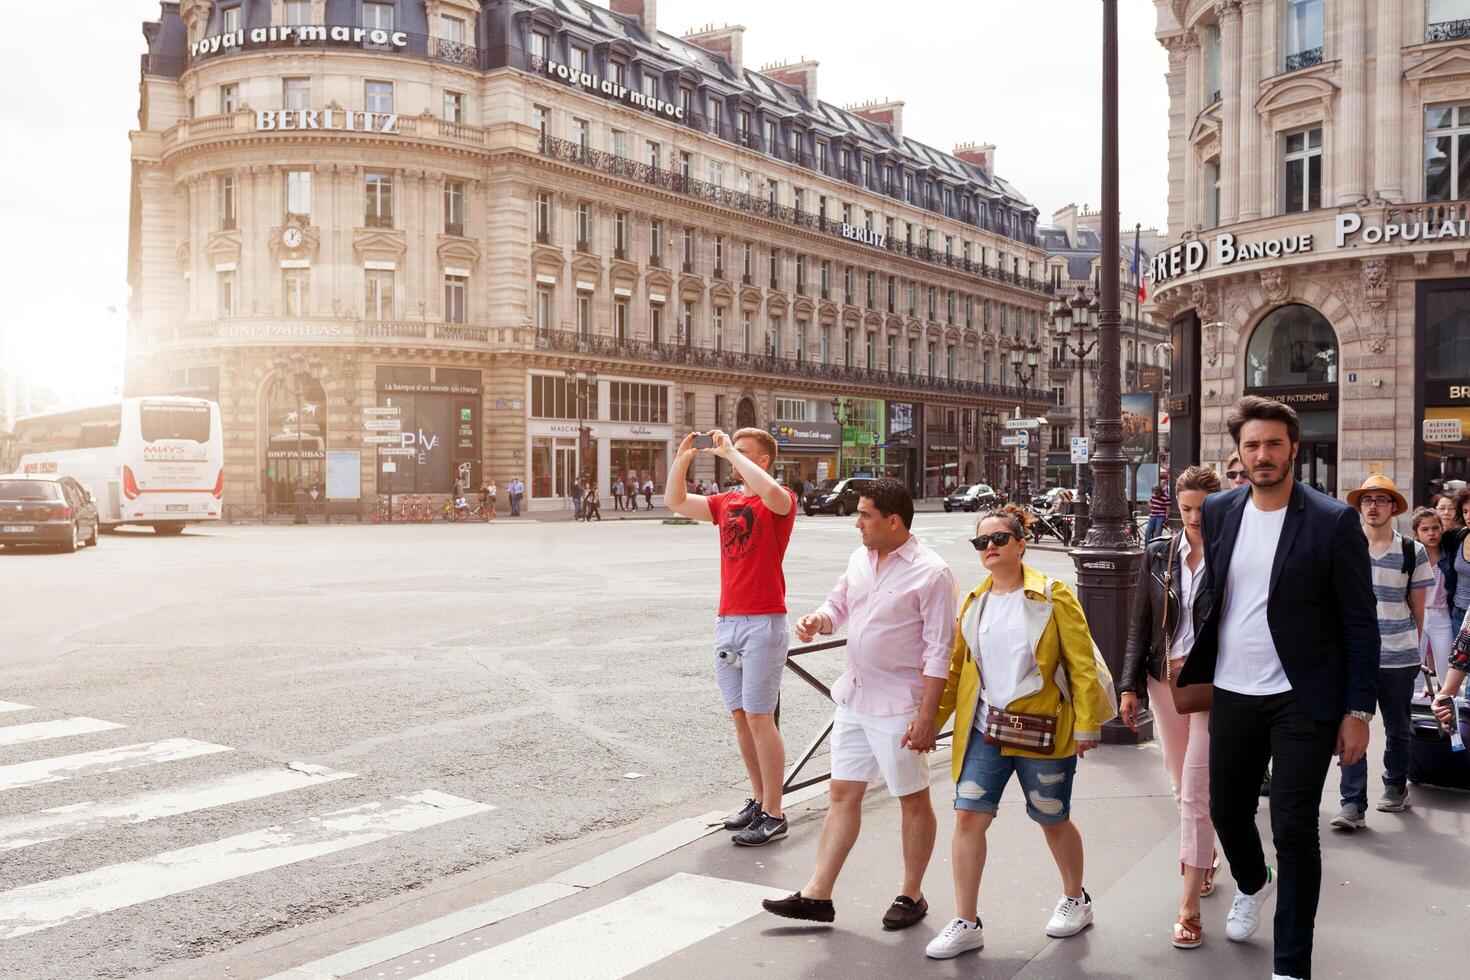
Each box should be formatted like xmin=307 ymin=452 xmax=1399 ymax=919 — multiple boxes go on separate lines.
xmin=761 ymin=478 xmax=958 ymax=931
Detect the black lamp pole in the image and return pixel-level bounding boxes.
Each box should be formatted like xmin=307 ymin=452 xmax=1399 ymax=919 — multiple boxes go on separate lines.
xmin=1074 ymin=0 xmax=1148 ymax=744
xmin=1050 ymin=284 xmax=1099 ymax=540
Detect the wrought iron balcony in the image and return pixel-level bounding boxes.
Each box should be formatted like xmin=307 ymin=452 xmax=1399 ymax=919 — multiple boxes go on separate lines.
xmin=364 ymin=213 xmax=394 ymax=229
xmin=536 ymin=136 xmax=1053 ymax=296
xmin=1284 ymin=46 xmax=1323 ymax=73
xmin=1428 ymin=19 xmax=1470 ymax=42
xmin=180 ymin=30 xmax=491 ymax=73
xmin=533 ymin=328 xmax=1031 ymax=402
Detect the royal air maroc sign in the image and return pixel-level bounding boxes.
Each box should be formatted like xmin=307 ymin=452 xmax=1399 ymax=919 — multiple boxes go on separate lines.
xmin=541 ymin=59 xmax=686 ymax=120
xmin=191 ymin=24 xmax=409 ymax=59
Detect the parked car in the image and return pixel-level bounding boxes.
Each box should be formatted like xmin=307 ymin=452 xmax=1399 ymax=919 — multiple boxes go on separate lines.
xmin=803 ymin=477 xmax=875 ymax=517
xmin=0 ymin=474 xmax=100 ymax=552
xmin=943 ymin=484 xmax=1000 ymax=513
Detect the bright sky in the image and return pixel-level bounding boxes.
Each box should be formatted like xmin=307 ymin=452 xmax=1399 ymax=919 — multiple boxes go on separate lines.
xmin=0 ymin=0 xmax=1168 ymax=409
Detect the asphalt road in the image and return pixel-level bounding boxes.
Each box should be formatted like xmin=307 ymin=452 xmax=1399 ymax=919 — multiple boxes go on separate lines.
xmin=0 ymin=510 xmax=1077 ymax=979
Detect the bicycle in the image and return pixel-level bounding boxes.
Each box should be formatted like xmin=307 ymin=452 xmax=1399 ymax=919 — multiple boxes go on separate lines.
xmin=371 ymin=495 xmax=393 ymax=524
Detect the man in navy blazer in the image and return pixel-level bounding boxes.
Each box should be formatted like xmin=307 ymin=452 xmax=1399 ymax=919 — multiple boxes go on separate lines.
xmin=1179 ymin=396 xmax=1377 ymax=980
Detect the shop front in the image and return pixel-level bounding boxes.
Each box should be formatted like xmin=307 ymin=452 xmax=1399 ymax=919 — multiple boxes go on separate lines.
xmin=527 ymin=419 xmax=672 ymax=507
xmin=884 ymin=400 xmax=920 ymax=496
xmin=923 ymin=404 xmax=961 ymax=497
xmin=771 ymin=420 xmax=841 ymax=490
xmin=1240 ymin=304 xmax=1339 ymax=496
xmin=838 ymin=397 xmax=885 ymax=480
xmin=1417 ymin=279 xmax=1470 ymax=500
xmin=373 ymin=367 xmax=482 ymax=497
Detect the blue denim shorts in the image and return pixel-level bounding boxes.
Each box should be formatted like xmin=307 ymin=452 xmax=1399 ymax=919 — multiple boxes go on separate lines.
xmin=713 ymin=614 xmax=788 ymax=715
xmin=955 ymin=729 xmax=1078 ymax=825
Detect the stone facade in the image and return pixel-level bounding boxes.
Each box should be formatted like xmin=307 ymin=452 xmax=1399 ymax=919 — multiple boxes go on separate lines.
xmin=1152 ymin=0 xmax=1470 ymax=501
xmin=130 ymin=0 xmax=1053 ymax=513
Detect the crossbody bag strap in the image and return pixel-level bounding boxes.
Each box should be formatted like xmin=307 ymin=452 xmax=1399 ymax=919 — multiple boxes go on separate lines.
xmin=1162 ymin=533 xmax=1177 ymax=683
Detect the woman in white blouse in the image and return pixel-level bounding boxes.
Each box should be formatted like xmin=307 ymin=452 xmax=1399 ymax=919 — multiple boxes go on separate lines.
xmin=1119 ymin=465 xmax=1222 ymax=949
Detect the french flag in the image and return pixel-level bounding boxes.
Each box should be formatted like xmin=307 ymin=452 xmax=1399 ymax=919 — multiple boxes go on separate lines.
xmin=1132 ymin=226 xmax=1147 ymax=303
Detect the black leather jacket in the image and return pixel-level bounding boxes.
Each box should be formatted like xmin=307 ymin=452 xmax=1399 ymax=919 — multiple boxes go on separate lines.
xmin=1120 ymin=533 xmax=1213 ymax=695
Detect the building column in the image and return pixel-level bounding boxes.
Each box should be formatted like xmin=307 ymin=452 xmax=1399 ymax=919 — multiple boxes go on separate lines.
xmin=1337 ymin=0 xmax=1367 ymax=204
xmin=1374 ymin=0 xmax=1403 ymax=201
xmin=1218 ymin=1 xmax=1242 ymax=225
xmin=1162 ymin=33 xmax=1191 ymax=235
xmin=1238 ymin=0 xmax=1263 ymax=220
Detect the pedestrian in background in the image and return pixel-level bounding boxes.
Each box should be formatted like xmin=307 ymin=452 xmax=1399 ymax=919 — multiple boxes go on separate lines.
xmin=643 ymin=476 xmax=655 ymax=511
xmin=924 ymin=504 xmax=1110 ymax=960
xmin=1177 ymin=396 xmax=1378 ymax=980
xmin=763 ymin=479 xmax=955 ymax=931
xmin=613 ymin=478 xmax=625 ymax=513
xmin=1146 ymin=475 xmax=1171 ymax=541
xmin=667 ymin=428 xmax=798 ymax=847
xmin=1331 ymin=476 xmax=1429 ymax=829
xmin=1411 ymin=507 xmax=1455 ymax=683
xmin=1120 ymin=465 xmax=1221 ymax=950
xmin=583 ymin=480 xmax=602 ymax=522
xmin=1448 ymin=486 xmax=1470 ymax=634
xmin=571 ymin=477 xmax=585 ymax=521
xmin=1223 ymin=451 xmax=1249 ymax=490
xmin=507 ymin=477 xmax=522 ymax=517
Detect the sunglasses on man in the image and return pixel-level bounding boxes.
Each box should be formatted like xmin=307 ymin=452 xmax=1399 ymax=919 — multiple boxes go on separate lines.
xmin=1225 ymin=470 xmax=1247 ymax=480
xmin=971 ymin=531 xmax=1019 ymax=551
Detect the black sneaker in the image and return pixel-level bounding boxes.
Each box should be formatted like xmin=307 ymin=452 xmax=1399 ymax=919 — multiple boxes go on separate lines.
xmin=722 ymin=798 xmax=762 ymax=831
xmin=733 ymin=812 xmax=788 ymax=846
xmin=762 ymin=891 xmax=835 ymax=923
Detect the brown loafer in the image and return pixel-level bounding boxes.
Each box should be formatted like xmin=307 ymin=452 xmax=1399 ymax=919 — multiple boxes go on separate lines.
xmin=882 ymin=894 xmax=928 ymax=930
xmin=762 ymin=891 xmax=835 ymax=923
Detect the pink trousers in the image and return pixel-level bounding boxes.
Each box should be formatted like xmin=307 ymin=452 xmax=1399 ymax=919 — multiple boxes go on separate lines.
xmin=1147 ymin=673 xmax=1215 ymax=871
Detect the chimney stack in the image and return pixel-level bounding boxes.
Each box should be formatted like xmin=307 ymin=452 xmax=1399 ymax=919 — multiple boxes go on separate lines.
xmin=610 ymin=0 xmax=657 ymax=35
xmin=954 ymin=142 xmax=997 ymax=173
xmin=847 ymin=98 xmax=904 ymax=141
xmin=684 ymin=23 xmax=746 ymax=75
xmin=762 ymin=59 xmax=819 ymax=103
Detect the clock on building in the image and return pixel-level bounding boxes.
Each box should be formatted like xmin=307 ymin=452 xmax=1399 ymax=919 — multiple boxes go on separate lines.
xmin=282 ymin=226 xmax=303 ymax=249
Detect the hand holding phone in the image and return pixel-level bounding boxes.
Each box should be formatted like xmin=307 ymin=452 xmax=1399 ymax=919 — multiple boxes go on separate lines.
xmin=692 ymin=434 xmax=715 ymax=450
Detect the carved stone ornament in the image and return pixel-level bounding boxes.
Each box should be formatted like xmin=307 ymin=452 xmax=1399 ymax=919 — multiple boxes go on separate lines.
xmin=1260 ymin=267 xmax=1290 ymax=304
xmin=1190 ymin=282 xmax=1218 ymax=322
xmin=1360 ymin=258 xmax=1390 ymax=308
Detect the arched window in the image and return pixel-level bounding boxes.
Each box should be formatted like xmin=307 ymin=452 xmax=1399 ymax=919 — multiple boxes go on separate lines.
xmin=1245 ymin=303 xmax=1337 ymax=387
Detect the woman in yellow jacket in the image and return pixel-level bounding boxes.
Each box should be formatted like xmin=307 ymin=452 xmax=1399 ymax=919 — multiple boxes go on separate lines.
xmin=921 ymin=505 xmax=1111 ymax=959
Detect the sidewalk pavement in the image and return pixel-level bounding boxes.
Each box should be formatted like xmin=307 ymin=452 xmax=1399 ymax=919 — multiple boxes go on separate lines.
xmin=517 ymin=497 xmax=956 ymax=523
xmin=206 ymin=716 xmax=1467 ymax=980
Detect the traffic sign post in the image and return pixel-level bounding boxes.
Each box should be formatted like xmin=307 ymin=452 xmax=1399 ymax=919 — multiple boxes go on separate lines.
xmin=362 ymin=419 xmax=403 ymax=431
xmin=1071 ymin=437 xmax=1090 ymax=465
xmin=1423 ymin=418 xmax=1464 ymax=443
xmin=1000 ymin=433 xmax=1030 ymax=448
xmin=1004 ymin=418 xmax=1043 ymax=430
xmin=362 ymin=407 xmax=402 ymax=417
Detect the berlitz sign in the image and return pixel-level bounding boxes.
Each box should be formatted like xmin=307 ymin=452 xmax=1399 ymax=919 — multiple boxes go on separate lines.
xmin=255 ymin=109 xmax=399 ymax=134
xmin=839 ymin=224 xmax=887 ymax=249
xmin=542 ymin=59 xmax=685 ymax=120
xmin=191 ymin=25 xmax=409 ymax=59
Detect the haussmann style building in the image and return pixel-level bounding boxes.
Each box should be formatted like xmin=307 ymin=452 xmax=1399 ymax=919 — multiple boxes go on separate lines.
xmin=1152 ymin=0 xmax=1470 ymax=501
xmin=129 ymin=0 xmax=1055 ymax=514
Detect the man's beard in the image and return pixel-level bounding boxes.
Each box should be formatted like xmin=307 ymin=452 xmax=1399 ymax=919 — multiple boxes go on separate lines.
xmin=1248 ymin=455 xmax=1294 ymax=489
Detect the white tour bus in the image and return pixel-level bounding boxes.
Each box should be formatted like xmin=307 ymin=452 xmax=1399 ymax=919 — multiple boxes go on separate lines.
xmin=11 ymin=397 xmax=224 ymax=533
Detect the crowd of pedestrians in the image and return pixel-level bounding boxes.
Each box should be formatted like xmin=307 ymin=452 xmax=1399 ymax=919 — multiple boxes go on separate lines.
xmin=667 ymin=393 xmax=1468 ymax=980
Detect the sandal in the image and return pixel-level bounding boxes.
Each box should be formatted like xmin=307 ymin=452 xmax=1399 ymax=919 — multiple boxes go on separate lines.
xmin=1200 ymin=851 xmax=1221 ymax=898
xmin=1172 ymin=913 xmax=1203 ymax=949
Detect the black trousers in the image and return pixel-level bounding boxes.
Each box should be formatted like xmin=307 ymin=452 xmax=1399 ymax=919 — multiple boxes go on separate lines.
xmin=1209 ymin=688 xmax=1338 ymax=980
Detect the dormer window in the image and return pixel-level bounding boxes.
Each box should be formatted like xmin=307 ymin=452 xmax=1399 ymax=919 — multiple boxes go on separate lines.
xmin=531 ymin=31 xmax=549 ymax=62
xmin=284 ymin=1 xmax=311 ymax=27
xmin=570 ymin=46 xmax=588 ymax=74
xmin=362 ymin=2 xmax=394 ymax=31
xmin=222 ymin=6 xmax=241 ymax=33
xmin=642 ymin=73 xmax=658 ymax=101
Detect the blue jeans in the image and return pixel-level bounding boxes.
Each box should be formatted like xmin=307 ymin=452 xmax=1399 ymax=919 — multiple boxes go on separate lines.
xmin=954 ymin=729 xmax=1077 ymax=825
xmin=1144 ymin=515 xmax=1166 ymax=541
xmin=1340 ymin=665 xmax=1418 ymax=810
xmin=572 ymin=497 xmax=583 ymax=519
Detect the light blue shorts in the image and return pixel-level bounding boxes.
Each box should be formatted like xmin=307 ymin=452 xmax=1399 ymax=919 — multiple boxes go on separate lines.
xmin=713 ymin=614 xmax=788 ymax=715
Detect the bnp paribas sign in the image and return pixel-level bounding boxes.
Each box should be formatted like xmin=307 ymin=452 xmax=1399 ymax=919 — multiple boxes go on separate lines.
xmin=190 ymin=24 xmax=409 ymax=59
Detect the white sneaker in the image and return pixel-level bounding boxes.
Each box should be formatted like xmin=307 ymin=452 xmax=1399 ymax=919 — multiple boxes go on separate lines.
xmin=925 ymin=916 xmax=985 ymax=959
xmin=1225 ymin=865 xmax=1276 ymax=942
xmin=1044 ymin=890 xmax=1094 ymax=938
xmin=1271 ymin=974 xmax=1305 ymax=980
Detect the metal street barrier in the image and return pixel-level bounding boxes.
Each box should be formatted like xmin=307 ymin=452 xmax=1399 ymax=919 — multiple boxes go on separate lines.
xmin=782 ymin=638 xmax=953 ymax=793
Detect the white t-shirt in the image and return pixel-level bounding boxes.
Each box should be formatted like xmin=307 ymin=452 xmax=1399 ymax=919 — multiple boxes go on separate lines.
xmin=1214 ymin=498 xmax=1292 ymax=696
xmin=971 ymin=589 xmax=1035 ymax=730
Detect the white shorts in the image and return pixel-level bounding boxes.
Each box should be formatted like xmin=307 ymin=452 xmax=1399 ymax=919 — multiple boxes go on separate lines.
xmin=830 ymin=705 xmax=933 ymax=797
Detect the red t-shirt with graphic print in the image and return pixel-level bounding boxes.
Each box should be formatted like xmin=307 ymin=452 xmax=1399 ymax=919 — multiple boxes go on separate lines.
xmin=706 ymin=487 xmax=799 ymax=615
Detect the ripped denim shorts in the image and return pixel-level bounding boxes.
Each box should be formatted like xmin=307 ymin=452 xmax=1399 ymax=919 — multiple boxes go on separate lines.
xmin=954 ymin=733 xmax=1077 ymax=825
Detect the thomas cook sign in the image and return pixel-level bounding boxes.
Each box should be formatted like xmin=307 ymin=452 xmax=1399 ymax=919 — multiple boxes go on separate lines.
xmin=191 ymin=25 xmax=409 ymax=59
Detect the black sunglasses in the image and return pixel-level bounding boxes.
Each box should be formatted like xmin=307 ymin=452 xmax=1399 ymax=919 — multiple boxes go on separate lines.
xmin=971 ymin=531 xmax=1018 ymax=551
xmin=1225 ymin=470 xmax=1247 ymax=480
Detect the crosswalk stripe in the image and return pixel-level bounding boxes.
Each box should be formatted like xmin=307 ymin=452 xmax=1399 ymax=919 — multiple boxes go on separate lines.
xmin=413 ymin=873 xmax=786 ymax=979
xmin=0 ymin=701 xmax=32 ymax=713
xmin=0 ymin=790 xmax=494 ymax=940
xmin=0 ymin=764 xmax=357 ymax=852
xmin=0 ymin=738 xmax=232 ymax=793
xmin=0 ymin=717 xmax=124 ymax=748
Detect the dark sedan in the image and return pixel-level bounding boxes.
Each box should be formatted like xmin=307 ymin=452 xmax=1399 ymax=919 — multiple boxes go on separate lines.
xmin=802 ymin=477 xmax=875 ymax=517
xmin=0 ymin=475 xmax=100 ymax=553
xmin=943 ymin=484 xmax=1000 ymax=513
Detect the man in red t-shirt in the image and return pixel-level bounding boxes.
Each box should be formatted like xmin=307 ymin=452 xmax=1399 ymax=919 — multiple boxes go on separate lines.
xmin=668 ymin=426 xmax=798 ymax=846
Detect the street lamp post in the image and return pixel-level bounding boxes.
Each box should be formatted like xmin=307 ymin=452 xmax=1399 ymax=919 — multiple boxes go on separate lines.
xmin=830 ymin=397 xmax=854 ymax=480
xmin=565 ymin=367 xmax=598 ymax=494
xmin=1050 ymin=284 xmax=1099 ymax=540
xmin=1009 ymin=343 xmax=1041 ymax=506
xmin=1075 ymin=0 xmax=1148 ymax=744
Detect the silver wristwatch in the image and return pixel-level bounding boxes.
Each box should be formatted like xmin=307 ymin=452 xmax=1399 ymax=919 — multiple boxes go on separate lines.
xmin=1345 ymin=709 xmax=1374 ymax=724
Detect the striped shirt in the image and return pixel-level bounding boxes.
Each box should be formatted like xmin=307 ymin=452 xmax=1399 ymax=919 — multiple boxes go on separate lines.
xmin=1369 ymin=531 xmax=1433 ymax=667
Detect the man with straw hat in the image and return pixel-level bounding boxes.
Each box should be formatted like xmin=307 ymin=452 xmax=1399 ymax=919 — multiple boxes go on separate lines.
xmin=1332 ymin=475 xmax=1433 ymax=830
